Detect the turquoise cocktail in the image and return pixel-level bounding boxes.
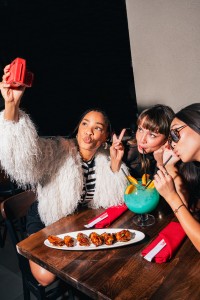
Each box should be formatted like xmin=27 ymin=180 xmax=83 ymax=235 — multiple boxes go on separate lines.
xmin=124 ymin=181 xmax=160 ymax=226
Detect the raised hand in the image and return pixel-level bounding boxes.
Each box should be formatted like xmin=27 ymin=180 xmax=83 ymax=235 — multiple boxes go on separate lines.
xmin=0 ymin=64 xmax=26 ymax=121
xmin=110 ymin=128 xmax=126 ymax=172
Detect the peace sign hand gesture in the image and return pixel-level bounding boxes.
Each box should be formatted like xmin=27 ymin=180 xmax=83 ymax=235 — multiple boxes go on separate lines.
xmin=110 ymin=128 xmax=126 ymax=172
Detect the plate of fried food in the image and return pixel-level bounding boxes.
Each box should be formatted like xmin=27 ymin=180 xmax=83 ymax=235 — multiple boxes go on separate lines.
xmin=44 ymin=228 xmax=145 ymax=250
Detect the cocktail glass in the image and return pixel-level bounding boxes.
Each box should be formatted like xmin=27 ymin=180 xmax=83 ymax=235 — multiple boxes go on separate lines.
xmin=124 ymin=181 xmax=160 ymax=226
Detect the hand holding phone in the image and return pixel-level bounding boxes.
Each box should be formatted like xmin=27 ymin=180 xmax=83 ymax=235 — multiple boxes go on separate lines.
xmin=6 ymin=57 xmax=34 ymax=88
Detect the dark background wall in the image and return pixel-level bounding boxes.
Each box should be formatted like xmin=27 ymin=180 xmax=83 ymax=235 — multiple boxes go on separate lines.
xmin=1 ymin=0 xmax=137 ymax=136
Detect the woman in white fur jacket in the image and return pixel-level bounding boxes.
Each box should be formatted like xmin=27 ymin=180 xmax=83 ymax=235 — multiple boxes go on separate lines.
xmin=0 ymin=64 xmax=129 ymax=286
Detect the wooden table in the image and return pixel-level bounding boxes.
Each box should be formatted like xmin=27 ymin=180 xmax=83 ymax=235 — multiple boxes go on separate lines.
xmin=17 ymin=199 xmax=200 ymax=300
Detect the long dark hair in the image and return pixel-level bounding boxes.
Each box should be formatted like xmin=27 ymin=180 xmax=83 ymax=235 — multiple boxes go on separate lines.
xmin=69 ymin=107 xmax=112 ymax=143
xmin=175 ymin=103 xmax=200 ymax=135
xmin=175 ymin=103 xmax=200 ymax=211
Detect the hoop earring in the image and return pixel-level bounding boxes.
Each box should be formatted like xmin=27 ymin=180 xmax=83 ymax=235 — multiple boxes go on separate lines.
xmin=102 ymin=141 xmax=109 ymax=149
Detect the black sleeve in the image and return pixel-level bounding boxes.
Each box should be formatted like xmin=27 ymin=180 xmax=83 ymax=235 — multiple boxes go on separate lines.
xmin=123 ymin=143 xmax=157 ymax=179
xmin=26 ymin=201 xmax=45 ymax=235
xmin=123 ymin=143 xmax=143 ymax=178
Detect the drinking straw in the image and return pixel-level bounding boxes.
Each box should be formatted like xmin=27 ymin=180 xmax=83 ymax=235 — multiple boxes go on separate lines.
xmin=122 ymin=168 xmax=140 ymax=190
xmin=162 ymin=155 xmax=173 ymax=167
xmin=142 ymin=148 xmax=147 ymax=184
xmin=121 ymin=168 xmax=132 ymax=184
xmin=145 ymin=155 xmax=173 ymax=189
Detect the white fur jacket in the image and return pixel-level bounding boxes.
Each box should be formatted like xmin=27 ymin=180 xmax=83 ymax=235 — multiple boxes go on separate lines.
xmin=0 ymin=110 xmax=129 ymax=226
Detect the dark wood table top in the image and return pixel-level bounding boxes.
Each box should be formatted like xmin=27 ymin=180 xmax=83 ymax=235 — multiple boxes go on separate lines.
xmin=17 ymin=199 xmax=200 ymax=300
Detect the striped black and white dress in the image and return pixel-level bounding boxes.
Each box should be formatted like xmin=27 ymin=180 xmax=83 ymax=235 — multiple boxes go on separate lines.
xmin=80 ymin=157 xmax=96 ymax=205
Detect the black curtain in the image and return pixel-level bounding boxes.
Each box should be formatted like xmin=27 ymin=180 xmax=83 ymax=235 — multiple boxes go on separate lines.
xmin=1 ymin=0 xmax=137 ymax=136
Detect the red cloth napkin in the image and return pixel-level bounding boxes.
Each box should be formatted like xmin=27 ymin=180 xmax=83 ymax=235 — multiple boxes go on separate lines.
xmin=141 ymin=222 xmax=186 ymax=263
xmin=88 ymin=204 xmax=128 ymax=228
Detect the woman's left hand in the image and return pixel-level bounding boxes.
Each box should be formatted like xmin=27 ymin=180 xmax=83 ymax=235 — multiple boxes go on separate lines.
xmin=110 ymin=128 xmax=126 ymax=172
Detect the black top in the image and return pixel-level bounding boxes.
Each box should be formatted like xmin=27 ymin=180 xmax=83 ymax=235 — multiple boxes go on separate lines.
xmin=123 ymin=143 xmax=157 ymax=179
xmin=26 ymin=201 xmax=45 ymax=235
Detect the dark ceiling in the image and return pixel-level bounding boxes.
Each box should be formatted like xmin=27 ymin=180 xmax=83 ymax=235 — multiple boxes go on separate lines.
xmin=1 ymin=0 xmax=137 ymax=136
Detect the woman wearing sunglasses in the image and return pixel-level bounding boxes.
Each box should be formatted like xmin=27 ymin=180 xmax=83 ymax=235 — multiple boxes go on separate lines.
xmin=154 ymin=103 xmax=200 ymax=252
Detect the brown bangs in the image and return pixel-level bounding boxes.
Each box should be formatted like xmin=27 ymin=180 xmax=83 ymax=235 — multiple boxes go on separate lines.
xmin=137 ymin=115 xmax=160 ymax=133
xmin=136 ymin=104 xmax=175 ymax=137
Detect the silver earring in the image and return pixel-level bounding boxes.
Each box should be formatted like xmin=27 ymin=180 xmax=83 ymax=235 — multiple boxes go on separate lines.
xmin=103 ymin=142 xmax=109 ymax=149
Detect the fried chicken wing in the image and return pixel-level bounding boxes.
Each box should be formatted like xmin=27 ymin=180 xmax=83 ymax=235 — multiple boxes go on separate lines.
xmin=101 ymin=232 xmax=116 ymax=245
xmin=77 ymin=232 xmax=90 ymax=246
xmin=48 ymin=235 xmax=65 ymax=246
xmin=64 ymin=235 xmax=74 ymax=247
xmin=89 ymin=232 xmax=104 ymax=247
xmin=115 ymin=229 xmax=132 ymax=242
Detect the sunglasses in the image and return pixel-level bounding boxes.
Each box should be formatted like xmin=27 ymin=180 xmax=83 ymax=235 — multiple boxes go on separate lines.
xmin=168 ymin=125 xmax=187 ymax=148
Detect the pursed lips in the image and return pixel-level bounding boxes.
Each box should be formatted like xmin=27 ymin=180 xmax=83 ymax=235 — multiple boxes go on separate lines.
xmin=138 ymin=145 xmax=146 ymax=152
xmin=83 ymin=137 xmax=93 ymax=144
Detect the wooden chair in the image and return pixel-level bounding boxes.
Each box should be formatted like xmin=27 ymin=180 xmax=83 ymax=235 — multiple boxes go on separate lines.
xmin=0 ymin=169 xmax=22 ymax=247
xmin=0 ymin=190 xmax=74 ymax=300
xmin=0 ymin=168 xmax=23 ymax=245
xmin=0 ymin=169 xmax=22 ymax=199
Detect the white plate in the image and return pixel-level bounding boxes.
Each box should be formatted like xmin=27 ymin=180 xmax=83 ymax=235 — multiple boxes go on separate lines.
xmin=44 ymin=228 xmax=145 ymax=251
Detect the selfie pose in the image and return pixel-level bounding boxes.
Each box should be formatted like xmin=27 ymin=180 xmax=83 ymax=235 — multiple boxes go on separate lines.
xmin=154 ymin=103 xmax=200 ymax=252
xmin=0 ymin=64 xmax=128 ymax=285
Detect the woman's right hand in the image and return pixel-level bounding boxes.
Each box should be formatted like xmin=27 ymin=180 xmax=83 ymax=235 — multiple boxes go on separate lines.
xmin=154 ymin=142 xmax=180 ymax=167
xmin=0 ymin=64 xmax=26 ymax=121
xmin=154 ymin=165 xmax=177 ymax=204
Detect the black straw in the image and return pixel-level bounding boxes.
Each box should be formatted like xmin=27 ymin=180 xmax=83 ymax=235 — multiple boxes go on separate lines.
xmin=121 ymin=168 xmax=132 ymax=185
xmin=145 ymin=155 xmax=173 ymax=188
xmin=162 ymin=155 xmax=173 ymax=167
xmin=142 ymin=149 xmax=147 ymax=184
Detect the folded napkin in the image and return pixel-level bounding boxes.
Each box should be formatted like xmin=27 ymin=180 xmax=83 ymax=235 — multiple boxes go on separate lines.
xmin=89 ymin=204 xmax=128 ymax=228
xmin=141 ymin=222 xmax=186 ymax=263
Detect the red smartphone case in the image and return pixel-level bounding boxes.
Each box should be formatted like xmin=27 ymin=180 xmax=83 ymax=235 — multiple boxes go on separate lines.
xmin=6 ymin=57 xmax=34 ymax=88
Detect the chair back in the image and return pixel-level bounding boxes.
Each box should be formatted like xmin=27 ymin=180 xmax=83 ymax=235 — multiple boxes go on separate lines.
xmin=1 ymin=190 xmax=36 ymax=220
xmin=0 ymin=190 xmax=74 ymax=300
xmin=1 ymin=190 xmax=36 ymax=247
xmin=0 ymin=169 xmax=22 ymax=199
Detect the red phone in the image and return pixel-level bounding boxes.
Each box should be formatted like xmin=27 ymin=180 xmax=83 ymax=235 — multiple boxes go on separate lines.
xmin=6 ymin=57 xmax=34 ymax=88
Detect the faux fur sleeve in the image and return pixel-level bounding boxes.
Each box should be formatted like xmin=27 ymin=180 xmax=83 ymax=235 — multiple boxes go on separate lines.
xmin=0 ymin=110 xmax=67 ymax=187
xmin=92 ymin=149 xmax=129 ymax=208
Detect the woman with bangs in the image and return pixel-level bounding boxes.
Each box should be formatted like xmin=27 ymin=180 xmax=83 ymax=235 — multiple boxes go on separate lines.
xmin=124 ymin=104 xmax=175 ymax=178
xmin=123 ymin=104 xmax=188 ymax=205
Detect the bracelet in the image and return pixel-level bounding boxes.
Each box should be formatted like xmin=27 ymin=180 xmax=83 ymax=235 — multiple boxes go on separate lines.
xmin=174 ymin=204 xmax=185 ymax=214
